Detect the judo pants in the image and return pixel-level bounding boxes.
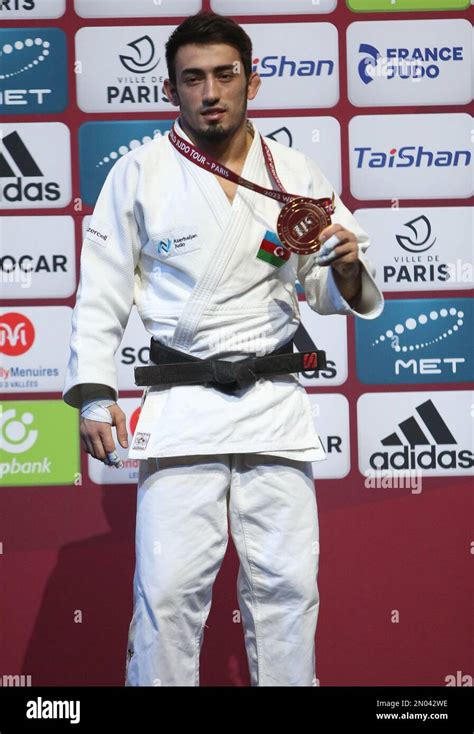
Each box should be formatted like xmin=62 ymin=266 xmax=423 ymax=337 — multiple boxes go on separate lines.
xmin=124 ymin=453 xmax=320 ymax=686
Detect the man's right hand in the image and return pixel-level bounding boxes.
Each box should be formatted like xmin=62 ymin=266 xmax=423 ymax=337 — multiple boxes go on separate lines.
xmin=80 ymin=403 xmax=128 ymax=465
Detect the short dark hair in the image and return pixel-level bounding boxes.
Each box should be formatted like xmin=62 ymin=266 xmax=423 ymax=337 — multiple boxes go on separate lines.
xmin=165 ymin=11 xmax=253 ymax=85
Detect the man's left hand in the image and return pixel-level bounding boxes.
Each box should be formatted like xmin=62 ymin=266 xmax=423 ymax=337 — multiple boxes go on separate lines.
xmin=314 ymin=224 xmax=360 ymax=278
xmin=314 ymin=224 xmax=362 ymax=304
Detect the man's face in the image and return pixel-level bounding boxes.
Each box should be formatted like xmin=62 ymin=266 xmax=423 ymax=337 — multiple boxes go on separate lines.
xmin=164 ymin=43 xmax=260 ymax=143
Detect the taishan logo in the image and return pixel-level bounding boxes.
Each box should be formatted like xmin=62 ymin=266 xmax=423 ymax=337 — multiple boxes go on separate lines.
xmin=354 ymin=145 xmax=470 ymax=169
xmin=369 ymin=398 xmax=473 ymax=471
xmin=252 ymin=55 xmax=334 ymax=78
xmin=0 ymin=312 xmax=35 ymax=356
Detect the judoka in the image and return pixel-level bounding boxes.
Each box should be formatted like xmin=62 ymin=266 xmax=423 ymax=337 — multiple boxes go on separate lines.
xmin=63 ymin=11 xmax=384 ymax=686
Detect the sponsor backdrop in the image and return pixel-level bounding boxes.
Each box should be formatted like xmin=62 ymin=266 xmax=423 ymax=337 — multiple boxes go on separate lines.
xmin=0 ymin=0 xmax=472 ymax=688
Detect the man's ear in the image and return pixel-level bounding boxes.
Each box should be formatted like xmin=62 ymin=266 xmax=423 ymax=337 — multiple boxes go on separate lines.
xmin=247 ymin=72 xmax=261 ymax=102
xmin=163 ymin=78 xmax=180 ymax=106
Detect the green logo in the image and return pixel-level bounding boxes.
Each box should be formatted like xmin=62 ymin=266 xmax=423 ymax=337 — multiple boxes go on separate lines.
xmin=0 ymin=401 xmax=80 ymax=487
xmin=347 ymin=0 xmax=469 ymax=10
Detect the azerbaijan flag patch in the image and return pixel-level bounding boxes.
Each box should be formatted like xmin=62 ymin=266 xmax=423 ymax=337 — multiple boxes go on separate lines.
xmin=256 ymin=230 xmax=291 ymax=268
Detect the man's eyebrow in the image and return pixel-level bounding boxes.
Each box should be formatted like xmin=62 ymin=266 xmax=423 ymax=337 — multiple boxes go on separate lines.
xmin=180 ymin=64 xmax=236 ymax=76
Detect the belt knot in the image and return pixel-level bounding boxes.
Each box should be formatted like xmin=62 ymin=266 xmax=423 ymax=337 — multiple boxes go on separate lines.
xmin=209 ymin=360 xmax=257 ymax=392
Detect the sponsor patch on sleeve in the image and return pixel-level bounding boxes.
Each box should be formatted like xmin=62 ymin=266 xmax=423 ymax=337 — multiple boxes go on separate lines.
xmin=85 ymin=219 xmax=112 ymax=248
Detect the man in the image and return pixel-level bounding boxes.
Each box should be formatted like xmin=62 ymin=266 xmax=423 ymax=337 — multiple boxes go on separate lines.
xmin=63 ymin=11 xmax=384 ymax=686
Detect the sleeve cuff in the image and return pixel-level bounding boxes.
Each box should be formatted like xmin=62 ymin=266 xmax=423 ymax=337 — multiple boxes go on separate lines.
xmin=327 ymin=256 xmax=384 ymax=319
xmin=62 ymin=382 xmax=117 ymax=409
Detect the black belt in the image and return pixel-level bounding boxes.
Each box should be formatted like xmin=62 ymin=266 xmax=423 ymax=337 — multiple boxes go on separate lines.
xmin=134 ymin=335 xmax=326 ymax=395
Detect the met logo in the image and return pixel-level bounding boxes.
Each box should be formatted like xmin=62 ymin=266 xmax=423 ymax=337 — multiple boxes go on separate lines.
xmin=355 ymin=298 xmax=472 ymax=385
xmin=0 ymin=28 xmax=67 ymax=115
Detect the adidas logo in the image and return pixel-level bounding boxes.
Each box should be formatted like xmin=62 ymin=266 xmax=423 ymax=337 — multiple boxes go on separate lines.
xmin=0 ymin=131 xmax=60 ymax=203
xmin=0 ymin=131 xmax=42 ymax=177
xmin=370 ymin=399 xmax=473 ymax=471
xmin=381 ymin=399 xmax=455 ymax=447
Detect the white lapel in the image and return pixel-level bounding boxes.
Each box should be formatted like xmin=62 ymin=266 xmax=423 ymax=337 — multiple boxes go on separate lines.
xmin=172 ymin=118 xmax=230 ymax=229
xmin=170 ymin=119 xmax=266 ymax=352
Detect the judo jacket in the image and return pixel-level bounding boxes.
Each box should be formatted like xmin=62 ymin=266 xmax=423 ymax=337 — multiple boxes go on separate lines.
xmin=63 ymin=118 xmax=384 ymax=460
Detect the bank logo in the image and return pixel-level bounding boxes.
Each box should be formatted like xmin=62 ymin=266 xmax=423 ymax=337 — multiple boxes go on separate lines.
xmin=396 ymin=215 xmax=435 ymax=253
xmin=357 ymin=391 xmax=473 ymax=477
xmin=119 ymin=35 xmax=159 ymax=74
xmin=0 ymin=122 xmax=71 ymax=209
xmin=79 ymin=120 xmax=171 ymax=206
xmin=349 ymin=114 xmax=472 ymax=200
xmin=0 ymin=407 xmax=38 ymax=454
xmin=355 ymin=299 xmax=472 ymax=384
xmin=0 ymin=312 xmax=35 ymax=357
xmin=0 ymin=28 xmax=68 ymax=114
xmin=0 ymin=401 xmax=79 ymax=486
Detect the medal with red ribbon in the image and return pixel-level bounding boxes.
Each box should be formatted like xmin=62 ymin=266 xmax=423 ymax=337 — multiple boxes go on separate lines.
xmin=168 ymin=122 xmax=335 ymax=255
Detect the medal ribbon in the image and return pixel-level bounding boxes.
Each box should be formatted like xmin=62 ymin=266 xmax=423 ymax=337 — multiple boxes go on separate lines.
xmin=168 ymin=122 xmax=335 ymax=216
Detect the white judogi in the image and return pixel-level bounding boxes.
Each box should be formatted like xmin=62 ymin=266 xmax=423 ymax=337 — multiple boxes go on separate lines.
xmin=125 ymin=452 xmax=320 ymax=687
xmin=63 ymin=118 xmax=383 ymax=461
xmin=63 ymin=118 xmax=384 ymax=686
